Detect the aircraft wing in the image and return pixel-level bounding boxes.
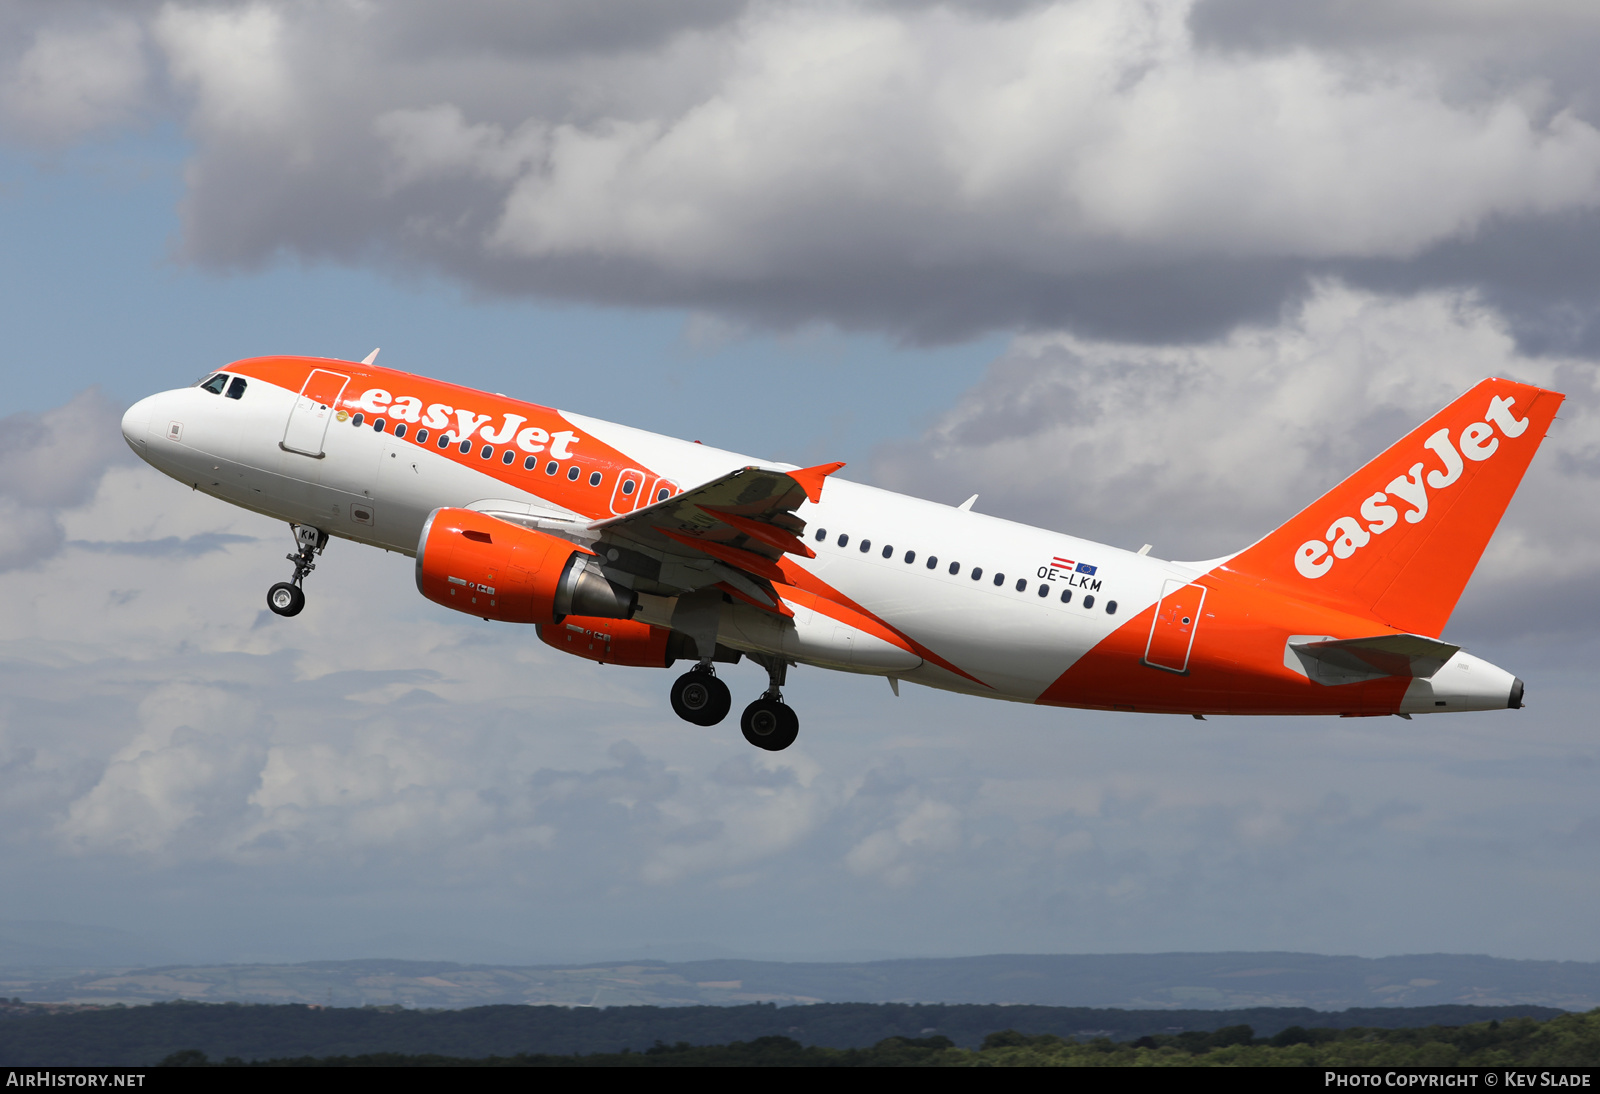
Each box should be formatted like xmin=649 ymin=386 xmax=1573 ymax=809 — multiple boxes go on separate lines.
xmin=580 ymin=461 xmax=845 ymax=607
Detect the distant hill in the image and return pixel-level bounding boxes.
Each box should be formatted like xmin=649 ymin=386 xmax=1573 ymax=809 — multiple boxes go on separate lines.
xmin=0 ymin=1000 xmax=1575 ymax=1066
xmin=5 ymin=952 xmax=1600 ymax=1011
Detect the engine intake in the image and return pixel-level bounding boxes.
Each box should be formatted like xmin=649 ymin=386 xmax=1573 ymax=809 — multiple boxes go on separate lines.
xmin=415 ymin=507 xmax=636 ymax=624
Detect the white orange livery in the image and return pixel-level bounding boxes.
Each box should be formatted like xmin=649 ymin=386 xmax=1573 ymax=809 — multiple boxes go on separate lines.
xmin=121 ymin=357 xmax=1563 ymax=750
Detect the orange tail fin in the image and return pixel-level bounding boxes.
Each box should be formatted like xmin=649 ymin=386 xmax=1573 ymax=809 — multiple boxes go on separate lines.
xmin=1221 ymin=377 xmax=1563 ymax=637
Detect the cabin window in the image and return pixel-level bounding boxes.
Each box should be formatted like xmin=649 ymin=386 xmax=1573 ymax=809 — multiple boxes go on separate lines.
xmin=1038 ymin=584 xmax=1050 ymax=598
xmin=837 ymin=534 xmax=849 ymax=548
xmin=546 ymin=461 xmax=558 ymax=475
xmin=415 ymin=429 xmax=428 ymax=443
xmin=201 ymin=373 xmax=228 ymax=394
xmin=502 ymin=450 xmax=515 ymax=465
xmin=882 ymin=545 xmax=893 ymax=559
xmin=1106 ymin=600 xmax=1118 ymax=615
xmin=971 ymin=567 xmax=983 ymax=581
xmin=860 ymin=539 xmax=872 ymax=553
xmin=656 ymin=488 xmax=670 ymax=501
xmin=589 ymin=471 xmax=602 ymax=486
xmin=1016 ymin=578 xmax=1027 ymax=592
xmin=948 ymin=562 xmax=960 ymax=575
xmin=479 ymin=444 xmax=491 ymax=459
xmin=1061 ymin=589 xmax=1072 ymax=604
xmin=226 ymin=377 xmax=247 ymax=400
xmin=567 ymin=466 xmax=581 ymax=481
xmin=437 ymin=434 xmax=451 ymax=449
xmin=815 ymin=529 xmax=827 ymax=542
xmin=374 ymin=418 xmax=386 ymax=433
xmin=524 ymin=455 xmax=537 ymax=470
xmin=925 ymin=556 xmax=937 ymax=569
xmin=904 ymin=550 xmax=916 ymax=564
xmin=622 ymin=479 xmax=636 ymax=495
xmin=352 ymin=413 xmax=365 ymax=427
xmin=994 ymin=573 xmax=1005 ymax=586
xmin=1083 ymin=595 xmax=1096 ymax=610
xmin=459 ymin=439 xmax=472 ymax=454
xmin=394 ymin=424 xmax=407 ymax=439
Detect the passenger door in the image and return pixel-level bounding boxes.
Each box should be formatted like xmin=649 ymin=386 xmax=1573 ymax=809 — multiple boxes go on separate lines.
xmin=1142 ymin=580 xmax=1207 ymax=674
xmin=282 ymin=369 xmax=350 ymax=458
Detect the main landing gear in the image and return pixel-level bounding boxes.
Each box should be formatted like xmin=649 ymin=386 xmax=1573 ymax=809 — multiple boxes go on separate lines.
xmin=667 ymin=654 xmax=800 ymax=751
xmin=266 ymin=524 xmax=326 ymax=618
xmin=670 ymin=664 xmax=732 ymax=726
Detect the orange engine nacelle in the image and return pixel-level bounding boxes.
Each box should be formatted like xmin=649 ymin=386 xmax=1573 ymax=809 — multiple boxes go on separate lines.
xmin=415 ymin=508 xmax=636 ymax=625
xmin=537 ymin=616 xmax=676 ymax=667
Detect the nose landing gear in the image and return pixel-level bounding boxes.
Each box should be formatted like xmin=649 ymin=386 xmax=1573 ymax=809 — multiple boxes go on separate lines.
xmin=266 ymin=524 xmax=326 ymax=618
xmin=670 ymin=664 xmax=732 ymax=726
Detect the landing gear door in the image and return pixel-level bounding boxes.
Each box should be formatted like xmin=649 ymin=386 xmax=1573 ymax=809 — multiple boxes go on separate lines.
xmin=282 ymin=369 xmax=350 ymax=458
xmin=1142 ymin=579 xmax=1206 ymax=674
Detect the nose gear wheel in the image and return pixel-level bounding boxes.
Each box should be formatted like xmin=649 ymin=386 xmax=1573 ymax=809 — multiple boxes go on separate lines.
xmin=267 ymin=582 xmax=305 ymax=617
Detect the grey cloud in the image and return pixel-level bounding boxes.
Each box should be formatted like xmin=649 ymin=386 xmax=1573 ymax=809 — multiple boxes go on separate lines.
xmin=0 ymin=388 xmax=131 ymax=571
xmin=6 ymin=1 xmax=1600 ymax=342
xmin=68 ymin=532 xmax=258 ymax=558
xmin=376 ymin=0 xmax=751 ymax=60
xmin=1190 ymin=0 xmax=1600 ymax=56
xmin=0 ymin=4 xmax=153 ymax=142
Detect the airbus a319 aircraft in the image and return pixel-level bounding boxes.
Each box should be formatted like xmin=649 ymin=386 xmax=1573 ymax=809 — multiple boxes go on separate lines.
xmin=121 ymin=355 xmax=1562 ymax=750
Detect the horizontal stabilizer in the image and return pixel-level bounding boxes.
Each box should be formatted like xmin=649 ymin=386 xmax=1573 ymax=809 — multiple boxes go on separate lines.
xmin=1288 ymin=633 xmax=1460 ymax=685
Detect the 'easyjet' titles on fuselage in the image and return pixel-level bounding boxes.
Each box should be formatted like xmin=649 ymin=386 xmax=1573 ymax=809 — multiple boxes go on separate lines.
xmin=351 ymin=387 xmax=583 ymax=459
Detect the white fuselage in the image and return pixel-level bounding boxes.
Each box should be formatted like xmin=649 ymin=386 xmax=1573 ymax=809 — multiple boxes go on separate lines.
xmin=121 ymin=370 xmax=1195 ymax=703
xmin=121 ymin=360 xmax=1524 ymax=716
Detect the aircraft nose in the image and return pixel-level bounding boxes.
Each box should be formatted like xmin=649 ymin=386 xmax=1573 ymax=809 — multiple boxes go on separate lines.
xmin=121 ymin=395 xmax=155 ymax=454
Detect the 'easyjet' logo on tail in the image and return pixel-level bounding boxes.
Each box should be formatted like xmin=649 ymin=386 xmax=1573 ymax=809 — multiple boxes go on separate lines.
xmin=1294 ymin=395 xmax=1529 ymax=580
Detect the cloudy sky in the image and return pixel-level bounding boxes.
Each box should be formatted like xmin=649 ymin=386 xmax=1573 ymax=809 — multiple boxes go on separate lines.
xmin=3 ymin=0 xmax=1600 ymax=968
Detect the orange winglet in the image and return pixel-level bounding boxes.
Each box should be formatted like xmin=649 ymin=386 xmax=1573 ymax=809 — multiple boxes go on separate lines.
xmin=697 ymin=506 xmax=817 ymax=558
xmin=787 ymin=461 xmax=846 ymax=504
xmin=717 ymin=582 xmax=795 ymax=617
xmin=657 ymin=527 xmax=787 ymax=583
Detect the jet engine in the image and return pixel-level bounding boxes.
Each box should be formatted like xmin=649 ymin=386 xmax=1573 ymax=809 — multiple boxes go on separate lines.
xmin=538 ymin=615 xmax=747 ymax=667
xmin=415 ymin=507 xmax=636 ymax=624
xmin=537 ymin=616 xmax=674 ymax=667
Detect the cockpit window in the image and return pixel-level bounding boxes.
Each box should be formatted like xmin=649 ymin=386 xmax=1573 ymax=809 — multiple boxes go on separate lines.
xmin=200 ymin=373 xmax=229 ymax=395
xmin=225 ymin=376 xmax=247 ymax=400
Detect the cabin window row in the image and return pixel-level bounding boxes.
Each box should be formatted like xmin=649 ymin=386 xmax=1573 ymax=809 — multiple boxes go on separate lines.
xmin=347 ymin=412 xmax=670 ymax=501
xmin=809 ymin=527 xmax=1116 ymax=615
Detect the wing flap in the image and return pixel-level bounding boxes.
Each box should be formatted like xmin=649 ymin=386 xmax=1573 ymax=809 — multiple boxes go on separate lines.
xmin=587 ymin=462 xmax=843 ymax=600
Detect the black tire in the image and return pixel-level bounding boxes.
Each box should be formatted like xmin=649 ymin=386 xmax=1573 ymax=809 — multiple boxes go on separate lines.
xmin=741 ymin=698 xmax=799 ymax=751
xmin=267 ymin=582 xmax=305 ymax=617
xmin=671 ymin=670 xmax=731 ymax=726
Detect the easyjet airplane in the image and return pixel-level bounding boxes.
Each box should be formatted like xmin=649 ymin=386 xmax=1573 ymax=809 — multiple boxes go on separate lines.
xmin=120 ymin=355 xmax=1561 ymax=750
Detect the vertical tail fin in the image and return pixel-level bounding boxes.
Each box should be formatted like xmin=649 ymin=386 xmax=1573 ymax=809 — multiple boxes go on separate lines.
xmin=1221 ymin=377 xmax=1563 ymax=637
